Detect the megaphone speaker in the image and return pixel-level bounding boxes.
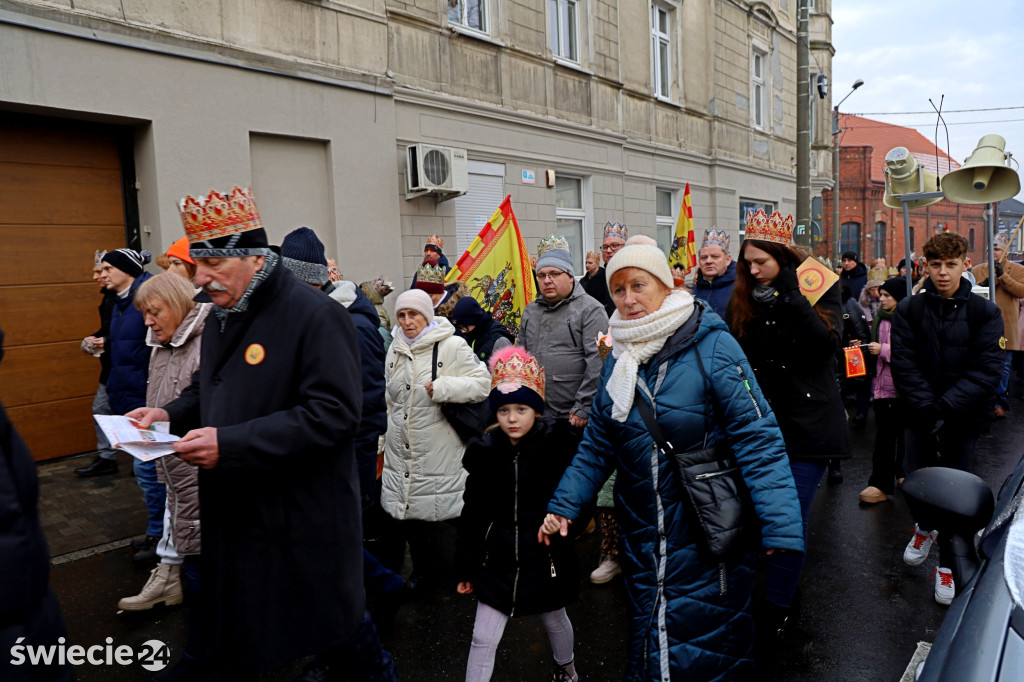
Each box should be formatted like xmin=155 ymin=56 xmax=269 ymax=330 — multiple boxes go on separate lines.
xmin=942 ymin=134 xmax=1021 ymax=205
xmin=883 ymin=147 xmax=943 ymax=209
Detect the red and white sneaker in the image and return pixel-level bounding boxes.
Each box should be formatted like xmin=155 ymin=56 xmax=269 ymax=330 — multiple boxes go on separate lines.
xmin=932 ymin=567 xmax=955 ymax=605
xmin=903 ymin=524 xmax=937 ymax=566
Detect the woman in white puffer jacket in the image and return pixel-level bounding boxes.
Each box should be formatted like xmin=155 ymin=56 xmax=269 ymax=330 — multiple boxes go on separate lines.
xmin=380 ymin=289 xmax=491 ymax=589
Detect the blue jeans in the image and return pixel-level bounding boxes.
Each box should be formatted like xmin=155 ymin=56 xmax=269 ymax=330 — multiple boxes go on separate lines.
xmin=133 ymin=458 xmax=166 ymax=538
xmin=764 ymin=459 xmax=827 ymax=608
xmin=997 ymin=350 xmax=1012 ymax=409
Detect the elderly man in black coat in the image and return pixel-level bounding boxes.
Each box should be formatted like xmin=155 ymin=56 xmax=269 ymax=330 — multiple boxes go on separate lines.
xmin=130 ymin=187 xmax=393 ymax=680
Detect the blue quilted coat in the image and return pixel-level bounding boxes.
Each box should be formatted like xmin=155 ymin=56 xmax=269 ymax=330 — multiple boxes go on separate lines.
xmin=104 ymin=271 xmax=152 ymax=415
xmin=548 ymin=304 xmax=804 ymax=681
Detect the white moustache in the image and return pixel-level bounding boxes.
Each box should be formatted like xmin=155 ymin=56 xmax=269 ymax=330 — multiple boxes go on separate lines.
xmin=203 ymin=281 xmax=228 ymax=293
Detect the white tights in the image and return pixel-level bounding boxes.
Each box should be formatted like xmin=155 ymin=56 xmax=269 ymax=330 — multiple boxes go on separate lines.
xmin=465 ymin=601 xmax=574 ymax=682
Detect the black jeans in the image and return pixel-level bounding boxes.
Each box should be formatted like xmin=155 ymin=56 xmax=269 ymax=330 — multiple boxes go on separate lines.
xmin=903 ymin=425 xmax=979 ymax=568
xmin=867 ymin=399 xmax=905 ymax=494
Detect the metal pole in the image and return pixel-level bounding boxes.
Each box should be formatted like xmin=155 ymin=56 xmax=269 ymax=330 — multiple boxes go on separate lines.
xmin=796 ymin=0 xmax=810 ymax=234
xmin=833 ymin=107 xmax=840 ymax=264
xmin=902 ymin=200 xmax=913 ymax=298
xmin=988 ymin=203 xmax=997 ymax=301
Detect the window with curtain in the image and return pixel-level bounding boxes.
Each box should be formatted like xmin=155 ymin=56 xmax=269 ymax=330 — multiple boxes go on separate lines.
xmin=448 ymin=0 xmax=487 ymax=33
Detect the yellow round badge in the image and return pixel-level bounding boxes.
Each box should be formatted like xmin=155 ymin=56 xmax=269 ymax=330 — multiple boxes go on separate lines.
xmin=999 ymin=336 xmax=1007 ymax=350
xmin=245 ymin=344 xmax=266 ymax=365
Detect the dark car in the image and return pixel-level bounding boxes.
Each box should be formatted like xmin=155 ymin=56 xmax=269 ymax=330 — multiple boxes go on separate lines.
xmin=903 ymin=455 xmax=1024 ymax=681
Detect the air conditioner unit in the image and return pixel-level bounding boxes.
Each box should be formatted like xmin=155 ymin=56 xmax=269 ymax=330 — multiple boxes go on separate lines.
xmin=405 ymin=144 xmax=469 ymax=201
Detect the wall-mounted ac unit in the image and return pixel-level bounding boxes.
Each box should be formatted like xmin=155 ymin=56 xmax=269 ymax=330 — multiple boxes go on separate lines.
xmin=405 ymin=144 xmax=469 ymax=201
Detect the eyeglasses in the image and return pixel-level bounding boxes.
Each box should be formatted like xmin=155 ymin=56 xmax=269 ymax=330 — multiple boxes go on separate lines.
xmin=601 ymin=243 xmax=624 ymax=253
xmin=537 ymin=271 xmax=568 ymax=282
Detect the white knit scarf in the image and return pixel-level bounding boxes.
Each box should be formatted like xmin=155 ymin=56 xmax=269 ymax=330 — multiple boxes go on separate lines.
xmin=606 ymin=290 xmax=695 ymax=422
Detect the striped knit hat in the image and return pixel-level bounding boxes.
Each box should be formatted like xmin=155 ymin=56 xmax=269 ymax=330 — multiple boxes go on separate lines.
xmin=102 ymin=248 xmax=152 ymax=278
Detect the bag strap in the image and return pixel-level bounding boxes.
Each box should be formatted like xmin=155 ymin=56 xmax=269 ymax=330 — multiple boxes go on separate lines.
xmin=633 ymin=390 xmax=674 ymax=455
xmin=431 ymin=341 xmax=439 ymax=381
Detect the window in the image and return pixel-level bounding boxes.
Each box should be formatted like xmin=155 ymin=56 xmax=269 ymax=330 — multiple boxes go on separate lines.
xmin=651 ymin=4 xmax=671 ymax=99
xmin=453 ymin=161 xmax=505 ymax=254
xmin=874 ymin=221 xmax=887 ymax=261
xmin=555 ymin=175 xmax=586 ymax=273
xmin=909 ymin=225 xmax=916 ymax=251
xmin=549 ymin=0 xmax=579 ymax=62
xmin=448 ymin=0 xmax=487 ymax=34
xmin=840 ymin=222 xmax=860 ymax=257
xmin=969 ymin=228 xmax=976 ymax=252
xmin=739 ymin=199 xmax=774 ymax=239
xmin=752 ymin=50 xmax=766 ymax=130
xmin=656 ymin=188 xmax=677 ymax=255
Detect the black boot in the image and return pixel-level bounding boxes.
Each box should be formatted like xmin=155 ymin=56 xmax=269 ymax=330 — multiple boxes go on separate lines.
xmin=827 ymin=459 xmax=843 ymax=485
xmin=132 ymin=535 xmax=160 ymax=565
xmin=74 ymin=455 xmax=118 ymax=477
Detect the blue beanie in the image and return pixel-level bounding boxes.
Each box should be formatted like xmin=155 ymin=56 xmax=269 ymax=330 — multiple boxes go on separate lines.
xmin=281 ymin=227 xmax=329 ymax=285
xmin=451 ymin=296 xmax=490 ymax=327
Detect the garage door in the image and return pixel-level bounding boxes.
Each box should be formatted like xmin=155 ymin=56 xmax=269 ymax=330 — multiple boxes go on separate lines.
xmin=0 ymin=120 xmax=129 ymax=461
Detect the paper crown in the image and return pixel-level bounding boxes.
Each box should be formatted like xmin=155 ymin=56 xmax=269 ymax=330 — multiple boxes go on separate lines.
xmin=994 ymin=233 xmax=1010 ymax=250
xmin=489 ymin=346 xmax=545 ymax=399
xmin=603 ymin=221 xmax=628 ymax=242
xmin=93 ymin=249 xmax=107 ymax=267
xmin=179 ymin=186 xmax=264 ymax=244
xmin=866 ymin=267 xmax=887 ymax=285
xmin=537 ymin=234 xmax=570 ymax=258
xmin=744 ymin=209 xmax=794 ymax=245
xmin=586 ymin=250 xmax=600 ymax=261
xmin=327 ymin=258 xmax=343 ymax=283
xmin=372 ymin=275 xmax=393 ymax=296
xmin=702 ymin=227 xmax=730 ymax=251
xmin=416 ymin=263 xmax=446 ymax=286
xmin=425 ymin=234 xmax=444 ymax=252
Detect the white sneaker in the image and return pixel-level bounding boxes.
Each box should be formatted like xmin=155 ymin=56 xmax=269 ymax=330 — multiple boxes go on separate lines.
xmin=933 ymin=567 xmax=955 ymax=605
xmin=903 ymin=524 xmax=937 ymax=566
xmin=589 ymin=556 xmax=621 ymax=584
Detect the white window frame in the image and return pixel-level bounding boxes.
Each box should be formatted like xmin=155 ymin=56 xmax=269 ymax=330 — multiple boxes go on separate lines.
xmin=448 ymin=0 xmax=489 ymax=37
xmin=554 ymin=173 xmax=592 ymax=275
xmin=651 ymin=3 xmax=672 ymax=101
xmin=752 ymin=48 xmax=766 ymax=131
xmin=656 ymin=187 xmax=678 ymax=256
xmin=549 ymin=0 xmax=580 ymax=64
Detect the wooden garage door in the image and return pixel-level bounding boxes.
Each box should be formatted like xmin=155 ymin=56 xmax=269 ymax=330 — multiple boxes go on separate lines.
xmin=0 ymin=121 xmax=128 ymax=461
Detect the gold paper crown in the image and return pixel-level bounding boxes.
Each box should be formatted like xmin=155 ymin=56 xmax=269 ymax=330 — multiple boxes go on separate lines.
xmin=490 ymin=347 xmax=545 ymax=399
xmin=744 ymin=209 xmax=794 ymax=245
xmin=867 ymin=267 xmax=887 ymax=284
xmin=94 ymin=249 xmax=107 ymax=267
xmin=179 ymin=186 xmax=264 ymax=244
xmin=702 ymin=227 xmax=730 ymax=251
xmin=537 ymin=234 xmax=570 ymax=259
xmin=416 ymin=263 xmax=446 ymax=286
xmin=426 ymin=234 xmax=444 ymax=250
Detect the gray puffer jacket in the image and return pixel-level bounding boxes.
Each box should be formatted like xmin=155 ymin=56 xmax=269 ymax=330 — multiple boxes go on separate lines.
xmin=146 ymin=301 xmax=211 ymax=555
xmin=519 ymin=281 xmax=609 ymax=419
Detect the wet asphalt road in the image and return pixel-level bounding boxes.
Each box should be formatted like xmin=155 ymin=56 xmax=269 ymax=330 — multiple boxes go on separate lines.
xmin=48 ymin=396 xmax=1024 ymax=681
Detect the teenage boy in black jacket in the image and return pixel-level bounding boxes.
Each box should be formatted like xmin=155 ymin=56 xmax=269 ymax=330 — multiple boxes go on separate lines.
xmin=890 ymin=232 xmax=1004 ymax=606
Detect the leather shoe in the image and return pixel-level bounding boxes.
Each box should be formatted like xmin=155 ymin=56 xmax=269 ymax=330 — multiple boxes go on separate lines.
xmin=74 ymin=456 xmax=118 ymax=477
xmin=858 ymin=486 xmax=887 ymax=504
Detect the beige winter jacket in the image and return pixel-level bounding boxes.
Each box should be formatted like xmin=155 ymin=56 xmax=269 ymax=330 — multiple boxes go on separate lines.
xmin=146 ymin=301 xmax=211 ymax=555
xmin=380 ymin=317 xmax=490 ymax=522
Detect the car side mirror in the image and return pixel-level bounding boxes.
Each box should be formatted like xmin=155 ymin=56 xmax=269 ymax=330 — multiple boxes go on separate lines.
xmin=902 ymin=467 xmax=994 ymax=588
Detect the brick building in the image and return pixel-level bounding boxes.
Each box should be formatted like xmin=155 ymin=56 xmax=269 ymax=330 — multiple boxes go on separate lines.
xmin=822 ymin=114 xmax=986 ymax=268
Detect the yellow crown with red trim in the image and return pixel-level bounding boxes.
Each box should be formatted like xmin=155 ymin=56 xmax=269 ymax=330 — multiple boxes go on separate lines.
xmin=744 ymin=209 xmax=794 ymax=245
xmin=490 ymin=347 xmax=545 ymax=399
xmin=179 ymin=186 xmax=264 ymax=244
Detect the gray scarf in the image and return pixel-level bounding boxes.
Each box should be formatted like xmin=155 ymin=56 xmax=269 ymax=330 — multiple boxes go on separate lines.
xmin=212 ymin=252 xmax=279 ymax=331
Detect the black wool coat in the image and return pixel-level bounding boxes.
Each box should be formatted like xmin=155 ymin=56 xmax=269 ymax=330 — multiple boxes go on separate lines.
xmin=164 ymin=262 xmax=364 ymax=674
xmin=581 ymin=266 xmax=616 ymax=317
xmin=455 ymin=417 xmax=582 ymax=616
xmin=458 ymin=317 xmax=514 ymax=365
xmin=891 ymin=277 xmax=1004 ymax=435
xmin=734 ymin=281 xmax=853 ymax=461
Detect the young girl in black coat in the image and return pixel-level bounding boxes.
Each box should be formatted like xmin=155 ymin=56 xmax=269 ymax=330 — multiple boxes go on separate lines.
xmin=455 ymin=347 xmax=580 ymax=682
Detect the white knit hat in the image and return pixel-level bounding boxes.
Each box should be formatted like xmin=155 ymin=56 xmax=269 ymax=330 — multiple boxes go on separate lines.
xmin=394 ymin=289 xmax=435 ymax=324
xmin=605 ymin=242 xmax=674 ymax=290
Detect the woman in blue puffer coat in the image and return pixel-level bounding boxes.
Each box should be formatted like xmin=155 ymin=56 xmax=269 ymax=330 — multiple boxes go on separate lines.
xmin=540 ymin=240 xmax=804 ymax=681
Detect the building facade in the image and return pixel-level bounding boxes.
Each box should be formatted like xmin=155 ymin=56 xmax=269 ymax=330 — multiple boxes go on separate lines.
xmin=0 ymin=0 xmax=833 ymax=459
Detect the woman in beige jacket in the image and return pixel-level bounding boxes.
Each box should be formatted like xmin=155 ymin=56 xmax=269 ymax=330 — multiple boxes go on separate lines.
xmin=117 ymin=273 xmax=210 ymax=627
xmin=380 ymin=289 xmax=490 ymax=590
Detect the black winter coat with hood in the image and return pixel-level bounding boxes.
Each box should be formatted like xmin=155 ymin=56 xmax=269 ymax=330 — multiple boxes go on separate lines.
xmin=891 ymin=277 xmax=1004 ymax=435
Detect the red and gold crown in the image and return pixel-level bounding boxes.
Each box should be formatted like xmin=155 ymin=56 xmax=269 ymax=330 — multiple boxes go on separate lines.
xmin=489 ymin=346 xmax=545 ymax=399
xmin=426 ymin=234 xmax=444 ymax=251
xmin=178 ymin=186 xmax=264 ymax=244
xmin=744 ymin=209 xmax=794 ymax=245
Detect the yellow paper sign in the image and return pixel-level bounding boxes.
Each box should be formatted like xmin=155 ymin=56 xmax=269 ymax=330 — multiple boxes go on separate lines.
xmin=796 ymin=257 xmax=840 ymax=306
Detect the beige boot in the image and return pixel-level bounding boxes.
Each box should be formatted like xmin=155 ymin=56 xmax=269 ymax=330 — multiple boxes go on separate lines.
xmin=118 ymin=563 xmax=183 ymax=611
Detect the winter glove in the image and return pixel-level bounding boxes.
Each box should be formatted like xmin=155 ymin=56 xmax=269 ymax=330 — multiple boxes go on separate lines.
xmin=994 ymin=262 xmax=1004 ymax=278
xmin=774 ymin=264 xmax=801 ymax=295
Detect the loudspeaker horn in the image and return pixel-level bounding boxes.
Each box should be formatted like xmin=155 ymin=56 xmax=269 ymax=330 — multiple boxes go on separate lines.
xmin=882 ymin=147 xmax=943 ymax=209
xmin=942 ymin=134 xmax=1020 ymax=205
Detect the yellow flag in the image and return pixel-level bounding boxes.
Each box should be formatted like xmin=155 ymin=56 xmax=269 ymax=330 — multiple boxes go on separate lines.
xmin=669 ymin=183 xmax=696 ymax=273
xmin=445 ymin=196 xmax=536 ymax=336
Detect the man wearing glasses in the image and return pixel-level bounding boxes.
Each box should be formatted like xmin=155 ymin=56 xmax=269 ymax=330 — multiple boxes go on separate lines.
xmin=583 ymin=222 xmax=628 ymax=316
xmin=519 ymin=235 xmax=609 ymax=452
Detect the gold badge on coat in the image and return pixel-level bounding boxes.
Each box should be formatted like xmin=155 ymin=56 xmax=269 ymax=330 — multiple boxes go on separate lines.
xmin=245 ymin=344 xmax=266 ymax=365
xmin=999 ymin=336 xmax=1007 ymax=350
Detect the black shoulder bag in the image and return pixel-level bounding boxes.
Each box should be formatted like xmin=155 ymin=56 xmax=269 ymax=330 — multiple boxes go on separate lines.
xmin=432 ymin=342 xmax=491 ymax=444
xmin=632 ymin=345 xmax=758 ymax=562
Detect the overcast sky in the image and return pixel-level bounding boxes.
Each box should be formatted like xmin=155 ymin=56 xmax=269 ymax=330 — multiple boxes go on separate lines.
xmin=831 ymin=0 xmax=1024 ymax=200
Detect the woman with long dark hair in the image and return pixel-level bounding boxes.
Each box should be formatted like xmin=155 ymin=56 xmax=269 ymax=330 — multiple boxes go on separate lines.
xmin=726 ymin=211 xmax=852 ymax=646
